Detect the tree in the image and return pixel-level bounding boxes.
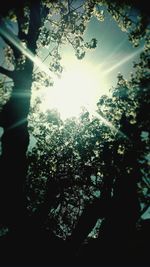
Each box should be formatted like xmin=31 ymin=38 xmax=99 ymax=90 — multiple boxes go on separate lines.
xmin=0 ymin=0 xmax=96 ymax=229
xmin=0 ymin=1 xmax=98 ymax=264
xmin=27 ymin=38 xmax=150 ymax=261
xmin=0 ymin=0 xmax=149 ymax=266
xmin=27 ymin=11 xmax=149 ymax=264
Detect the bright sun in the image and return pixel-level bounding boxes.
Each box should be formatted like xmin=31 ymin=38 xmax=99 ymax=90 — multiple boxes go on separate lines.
xmin=39 ymin=59 xmax=105 ymax=120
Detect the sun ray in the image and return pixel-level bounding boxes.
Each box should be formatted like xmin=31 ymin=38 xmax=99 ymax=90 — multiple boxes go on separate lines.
xmin=8 ymin=118 xmax=27 ymax=130
xmin=91 ymin=110 xmax=130 ymax=141
xmin=0 ymin=19 xmax=138 ymax=141
xmin=0 ymin=20 xmax=57 ymax=130
xmin=99 ymin=36 xmax=128 ymax=69
xmin=40 ymin=60 xmax=101 ymax=119
xmin=0 ymin=20 xmax=56 ymax=80
xmin=101 ymin=46 xmax=144 ymax=76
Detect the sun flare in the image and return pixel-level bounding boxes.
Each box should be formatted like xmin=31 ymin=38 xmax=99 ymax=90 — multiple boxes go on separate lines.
xmin=39 ymin=60 xmax=105 ymax=120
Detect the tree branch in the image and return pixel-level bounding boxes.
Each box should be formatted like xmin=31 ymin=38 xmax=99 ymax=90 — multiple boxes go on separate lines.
xmin=0 ymin=30 xmax=16 ymax=55
xmin=68 ymin=0 xmax=71 ymax=14
xmin=0 ymin=66 xmax=14 ymax=79
xmin=16 ymin=7 xmax=27 ymax=41
xmin=0 ymin=18 xmax=21 ymax=62
xmin=27 ymin=1 xmax=41 ymax=53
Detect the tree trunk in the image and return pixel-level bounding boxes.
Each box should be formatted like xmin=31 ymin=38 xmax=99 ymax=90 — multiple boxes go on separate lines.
xmin=0 ymin=1 xmax=41 ymax=235
xmin=67 ymin=171 xmax=114 ymax=253
xmin=98 ymin=156 xmax=141 ymax=264
xmin=0 ymin=63 xmax=33 ymax=232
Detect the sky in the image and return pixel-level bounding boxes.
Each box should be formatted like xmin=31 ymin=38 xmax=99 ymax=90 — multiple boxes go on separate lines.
xmin=83 ymin=13 xmax=143 ymax=86
xmin=32 ymin=8 xmax=144 ymax=120
xmin=0 ymin=7 xmax=144 ymax=121
xmin=0 ymin=7 xmax=144 ymax=136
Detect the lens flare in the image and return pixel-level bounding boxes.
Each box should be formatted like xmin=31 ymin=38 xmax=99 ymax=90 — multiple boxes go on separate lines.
xmin=101 ymin=46 xmax=144 ymax=76
xmin=0 ymin=20 xmax=138 ymax=141
xmin=0 ymin=20 xmax=56 ymax=80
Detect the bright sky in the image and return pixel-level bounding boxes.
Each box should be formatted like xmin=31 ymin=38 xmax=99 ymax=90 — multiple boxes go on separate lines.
xmin=0 ymin=8 xmax=144 ymax=121
xmin=38 ymin=57 xmax=104 ymax=119
xmin=34 ymin=11 xmax=144 ymax=120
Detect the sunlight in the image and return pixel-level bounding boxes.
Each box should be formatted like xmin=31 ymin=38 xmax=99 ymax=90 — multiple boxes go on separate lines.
xmin=37 ymin=43 xmax=143 ymax=120
xmin=0 ymin=20 xmax=56 ymax=80
xmin=40 ymin=59 xmax=104 ymax=120
xmin=101 ymin=46 xmax=144 ymax=76
xmin=0 ymin=18 xmax=141 ymax=141
xmin=39 ymin=61 xmax=129 ymax=140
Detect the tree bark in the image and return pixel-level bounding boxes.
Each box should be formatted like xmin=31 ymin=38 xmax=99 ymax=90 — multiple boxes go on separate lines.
xmin=0 ymin=66 xmax=32 ymax=230
xmin=0 ymin=1 xmax=41 ymax=234
xmin=0 ymin=67 xmax=14 ymax=79
xmin=67 ymin=171 xmax=114 ymax=253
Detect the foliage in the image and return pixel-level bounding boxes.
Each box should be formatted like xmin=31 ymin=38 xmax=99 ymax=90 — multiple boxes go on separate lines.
xmin=0 ymin=0 xmax=149 ymax=257
xmin=98 ymin=0 xmax=150 ymax=47
xmin=27 ymin=39 xmax=150 ymax=238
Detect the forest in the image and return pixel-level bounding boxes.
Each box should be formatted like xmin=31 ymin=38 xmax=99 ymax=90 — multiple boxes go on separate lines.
xmin=0 ymin=1 xmax=149 ymax=266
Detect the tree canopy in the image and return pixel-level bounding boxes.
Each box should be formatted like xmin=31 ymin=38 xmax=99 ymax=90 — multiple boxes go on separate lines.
xmin=0 ymin=1 xmax=149 ymax=266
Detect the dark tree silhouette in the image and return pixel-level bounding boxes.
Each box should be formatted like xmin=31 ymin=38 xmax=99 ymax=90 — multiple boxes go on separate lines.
xmin=0 ymin=1 xmax=149 ymax=266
